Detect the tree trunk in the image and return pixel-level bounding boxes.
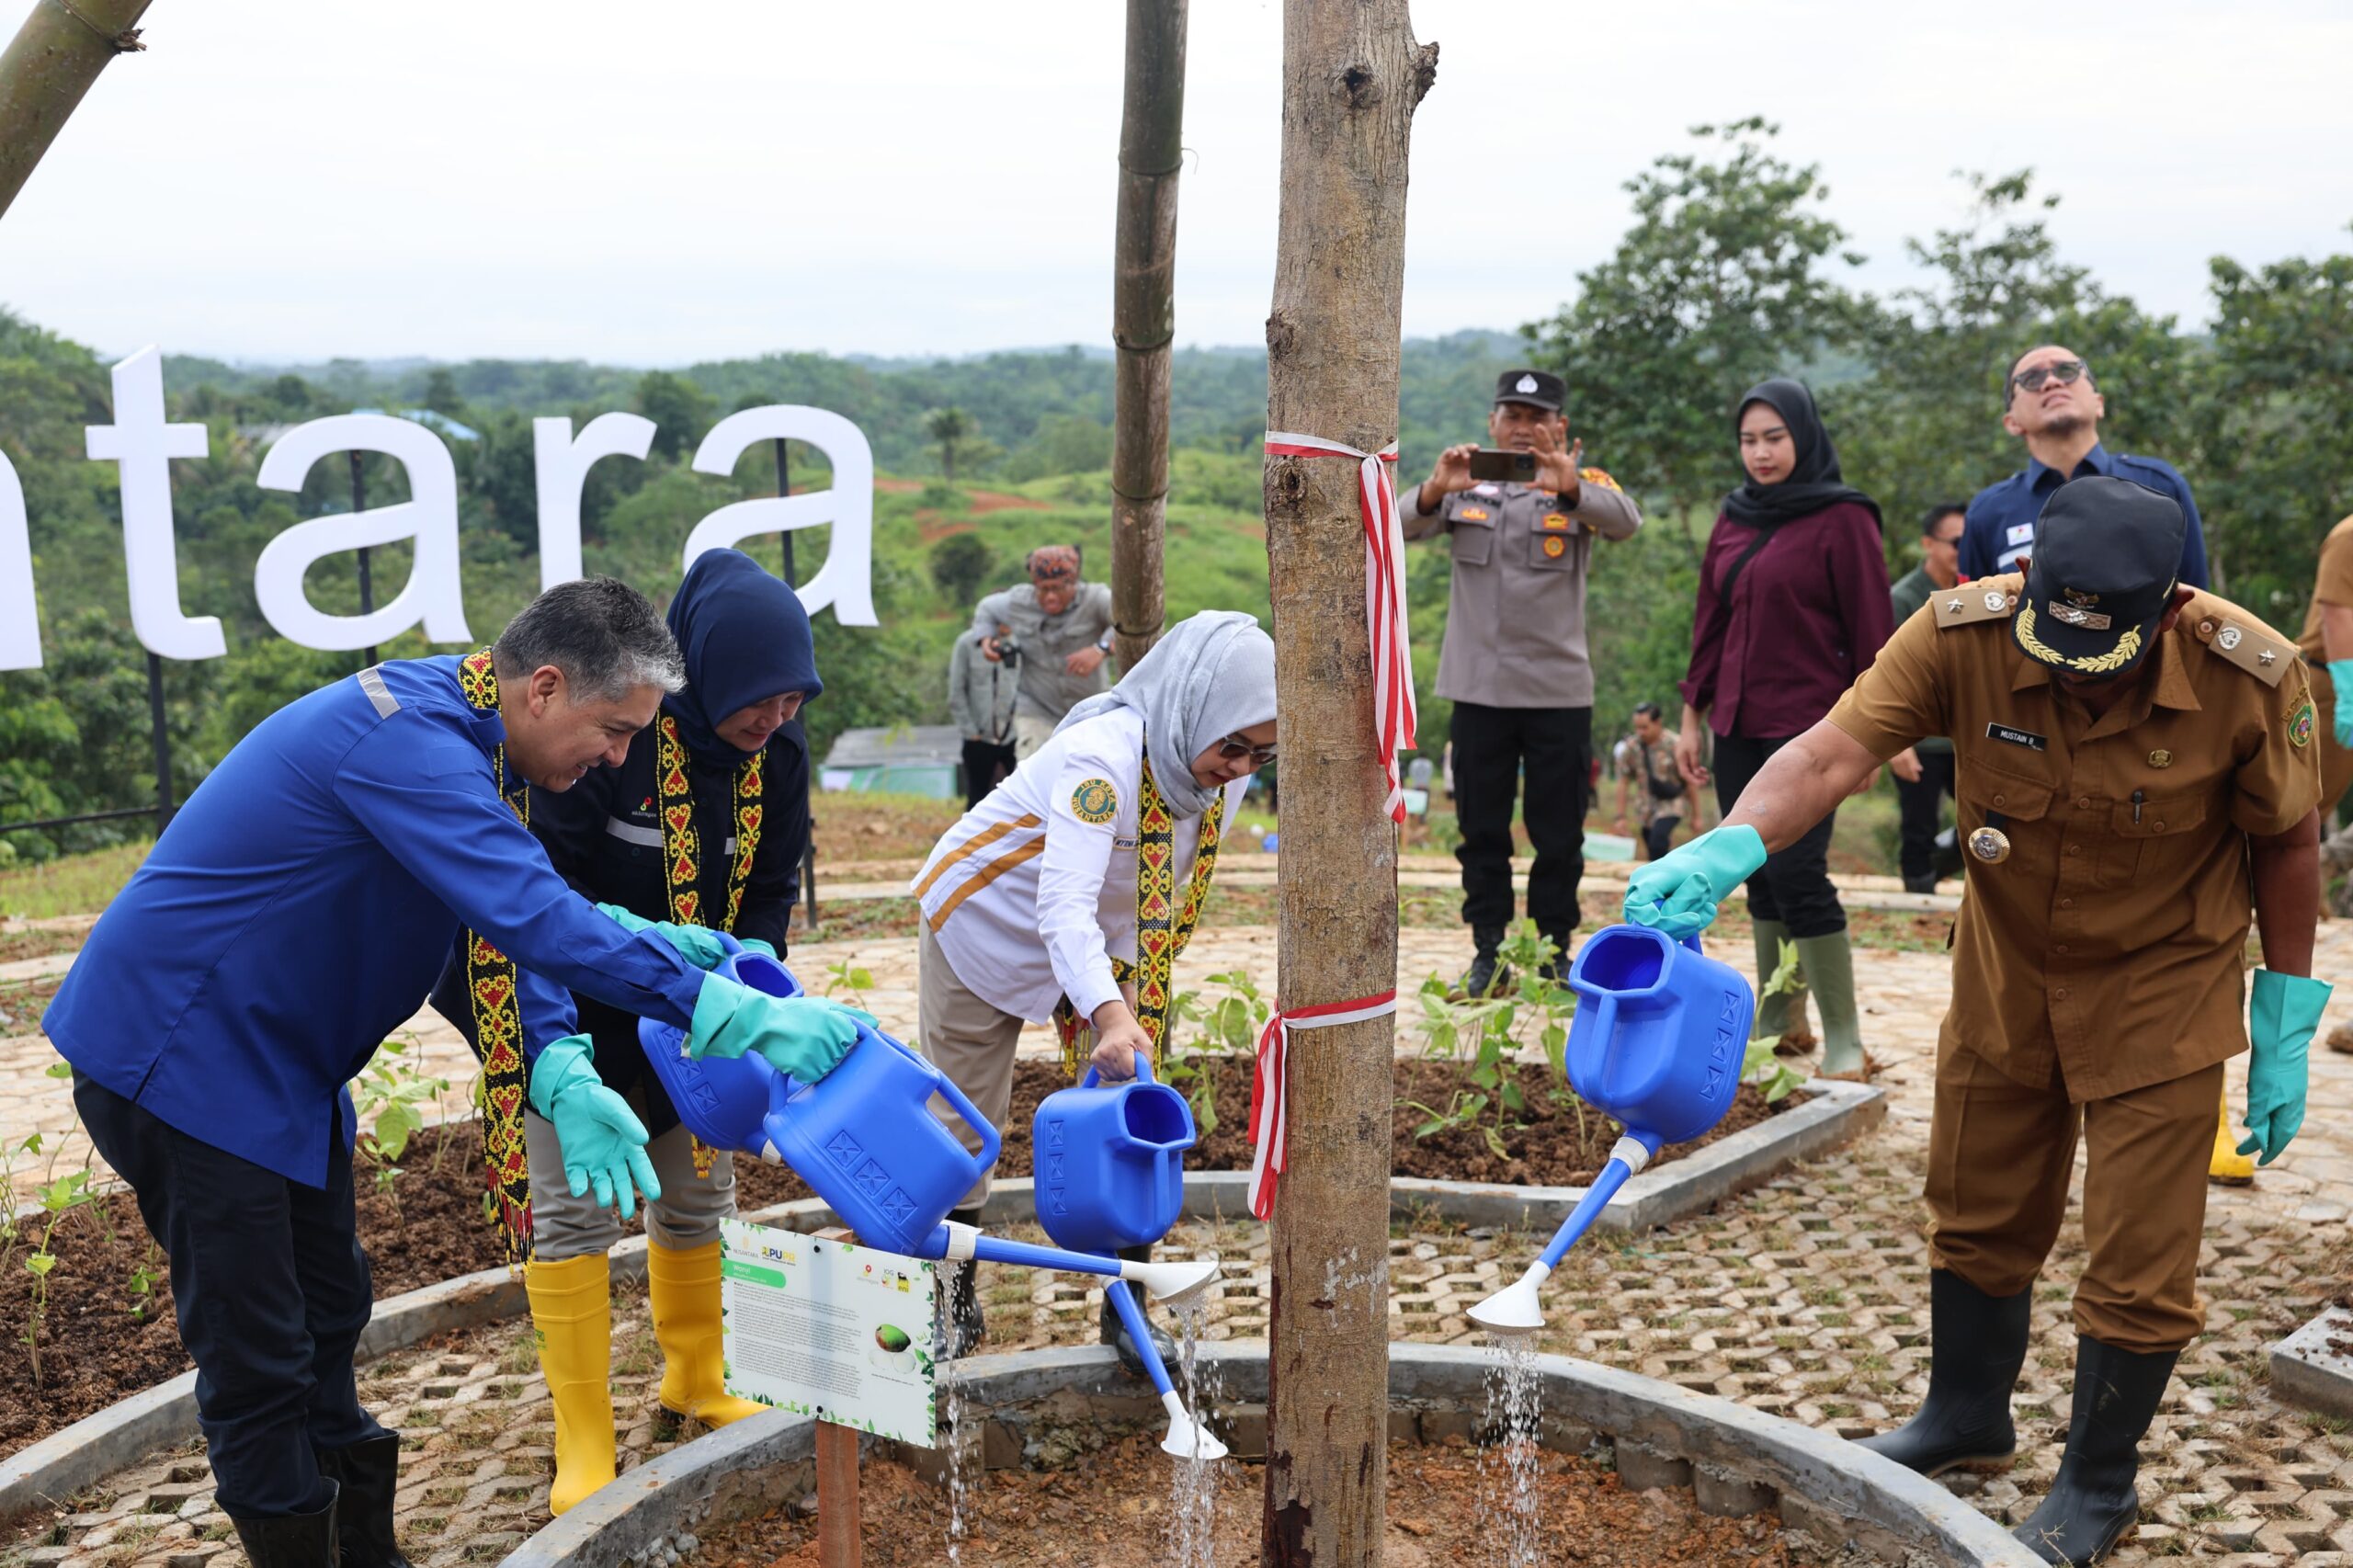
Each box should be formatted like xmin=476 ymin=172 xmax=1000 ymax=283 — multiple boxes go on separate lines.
xmin=0 ymin=0 xmax=153 ymax=222
xmin=1260 ymin=6 xmax=1436 ymax=1566
xmin=1109 ymin=0 xmax=1187 ymax=669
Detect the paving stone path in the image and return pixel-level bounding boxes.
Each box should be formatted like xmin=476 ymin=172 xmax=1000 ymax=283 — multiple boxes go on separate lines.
xmin=12 ymin=915 xmax=2353 ymax=1565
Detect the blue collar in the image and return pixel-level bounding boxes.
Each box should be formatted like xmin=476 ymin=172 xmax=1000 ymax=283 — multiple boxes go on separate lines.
xmin=2025 ymin=442 xmax=2113 ymax=490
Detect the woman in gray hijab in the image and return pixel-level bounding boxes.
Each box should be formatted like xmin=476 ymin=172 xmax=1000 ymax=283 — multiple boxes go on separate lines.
xmin=907 ymin=610 xmax=1277 ymax=1374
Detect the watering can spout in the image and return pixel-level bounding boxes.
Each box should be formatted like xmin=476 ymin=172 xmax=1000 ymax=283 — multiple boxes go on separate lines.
xmin=1467 ymin=1260 xmax=1552 ymax=1336
xmin=1122 ymin=1256 xmax=1220 ymax=1308
xmin=1160 ymin=1390 xmax=1230 ymax=1461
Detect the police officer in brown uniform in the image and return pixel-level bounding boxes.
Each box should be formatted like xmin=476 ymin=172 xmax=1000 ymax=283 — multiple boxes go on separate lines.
xmin=1625 ymin=477 xmax=2329 ymax=1565
xmin=1406 ymin=369 xmax=1643 ymax=993
xmin=2299 ymin=516 xmax=2353 ymax=920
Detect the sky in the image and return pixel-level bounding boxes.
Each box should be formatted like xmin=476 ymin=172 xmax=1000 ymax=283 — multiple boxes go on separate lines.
xmin=2 ymin=0 xmax=2348 ymax=369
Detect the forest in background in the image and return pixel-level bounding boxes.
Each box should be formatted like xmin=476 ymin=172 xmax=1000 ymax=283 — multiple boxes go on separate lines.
xmin=2 ymin=120 xmax=2347 ymax=858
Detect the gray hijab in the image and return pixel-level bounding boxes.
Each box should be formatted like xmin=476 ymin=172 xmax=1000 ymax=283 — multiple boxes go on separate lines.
xmin=1053 ymin=610 xmax=1276 ymax=818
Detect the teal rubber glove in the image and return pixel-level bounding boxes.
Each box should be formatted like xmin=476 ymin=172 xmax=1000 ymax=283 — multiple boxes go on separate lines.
xmin=2237 ymin=969 xmax=2332 ymax=1165
xmin=1621 ymin=824 xmax=1768 ymax=939
xmin=688 ymin=971 xmax=876 ymax=1082
xmin=739 ymin=937 xmax=779 ymax=960
xmin=595 ymin=901 xmax=730 ymax=971
xmin=528 ymin=1034 xmax=662 ymax=1218
xmin=2331 ymin=661 xmax=2353 ymax=748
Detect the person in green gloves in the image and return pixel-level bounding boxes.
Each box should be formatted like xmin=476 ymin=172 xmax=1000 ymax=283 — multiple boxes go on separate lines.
xmin=1631 ymin=478 xmax=2327 ymax=1567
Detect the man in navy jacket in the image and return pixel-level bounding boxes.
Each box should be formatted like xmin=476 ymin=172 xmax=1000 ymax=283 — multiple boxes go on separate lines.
xmin=44 ymin=579 xmax=863 ymax=1566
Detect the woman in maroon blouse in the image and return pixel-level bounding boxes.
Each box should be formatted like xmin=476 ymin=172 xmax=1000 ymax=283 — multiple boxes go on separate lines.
xmin=1673 ymin=378 xmax=1894 ymax=1076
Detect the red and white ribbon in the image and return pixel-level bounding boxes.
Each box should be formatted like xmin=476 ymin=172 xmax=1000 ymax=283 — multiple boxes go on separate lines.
xmin=1264 ymin=431 xmax=1418 ymax=823
xmin=1246 ymin=989 xmax=1399 ymax=1220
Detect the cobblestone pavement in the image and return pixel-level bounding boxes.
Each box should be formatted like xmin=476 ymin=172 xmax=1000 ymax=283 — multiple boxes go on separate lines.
xmin=12 ymin=921 xmax=2353 ymax=1564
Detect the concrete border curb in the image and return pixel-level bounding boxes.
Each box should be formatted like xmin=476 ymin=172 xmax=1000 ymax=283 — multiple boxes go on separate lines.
xmin=504 ymin=1341 xmax=2036 ymax=1568
xmin=0 ymin=1081 xmax=1880 ymax=1519
xmin=2270 ymin=1304 xmax=2353 ymax=1419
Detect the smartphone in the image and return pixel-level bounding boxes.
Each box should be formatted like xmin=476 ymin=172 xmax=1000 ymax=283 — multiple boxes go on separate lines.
xmin=1466 ymin=448 xmax=1537 ymax=484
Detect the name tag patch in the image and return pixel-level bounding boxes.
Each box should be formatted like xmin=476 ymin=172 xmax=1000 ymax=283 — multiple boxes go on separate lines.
xmin=1986 ymin=722 xmax=2047 ymax=752
xmin=2006 ymin=522 xmax=2036 ymax=546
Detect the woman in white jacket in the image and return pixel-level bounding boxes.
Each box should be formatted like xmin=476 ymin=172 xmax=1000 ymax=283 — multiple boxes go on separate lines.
xmin=909 ymin=610 xmax=1277 ymax=1372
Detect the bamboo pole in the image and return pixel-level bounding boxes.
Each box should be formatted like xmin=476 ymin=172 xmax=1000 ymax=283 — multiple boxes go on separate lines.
xmin=1259 ymin=4 xmax=1437 ymax=1564
xmin=1108 ymin=0 xmax=1187 ymax=669
xmin=0 ymin=0 xmax=153 ymax=222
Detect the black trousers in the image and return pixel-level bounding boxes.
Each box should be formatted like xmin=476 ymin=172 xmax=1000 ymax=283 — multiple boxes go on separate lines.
xmin=1449 ymin=700 xmax=1589 ymax=933
xmin=75 ymin=1074 xmax=385 ymax=1518
xmin=961 ymin=739 xmax=1017 ymax=810
xmin=1711 ymin=733 xmax=1846 ymax=937
xmin=1641 ymin=815 xmax=1681 ymax=861
xmin=1894 ymin=748 xmax=1957 ymax=882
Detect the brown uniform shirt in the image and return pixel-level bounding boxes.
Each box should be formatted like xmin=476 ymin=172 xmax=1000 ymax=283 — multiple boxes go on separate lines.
xmin=1825 ymin=574 xmax=2321 ymax=1103
xmin=2296 ymin=513 xmax=2353 ymax=661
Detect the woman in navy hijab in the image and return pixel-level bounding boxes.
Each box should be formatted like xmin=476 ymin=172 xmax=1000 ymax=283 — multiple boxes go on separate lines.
xmin=475 ymin=548 xmax=819 ymax=1513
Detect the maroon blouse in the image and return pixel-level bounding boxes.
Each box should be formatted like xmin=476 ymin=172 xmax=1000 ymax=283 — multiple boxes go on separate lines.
xmin=1677 ymin=501 xmax=1895 ymax=740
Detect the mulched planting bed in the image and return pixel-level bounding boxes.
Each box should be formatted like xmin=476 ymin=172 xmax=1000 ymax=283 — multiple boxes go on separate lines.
xmin=734 ymin=1055 xmax=1784 ymax=1211
xmin=0 ymin=1121 xmax=505 ymax=1460
xmin=686 ymin=1430 xmax=1839 ymax=1567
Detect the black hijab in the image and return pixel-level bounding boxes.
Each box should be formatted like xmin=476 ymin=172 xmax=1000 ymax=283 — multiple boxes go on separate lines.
xmin=1721 ymin=378 xmax=1883 ymax=534
xmin=663 ymin=548 xmax=823 ymax=763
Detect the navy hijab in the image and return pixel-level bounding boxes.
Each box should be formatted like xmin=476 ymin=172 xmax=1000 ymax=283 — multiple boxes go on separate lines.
xmin=663 ymin=548 xmax=823 ymax=763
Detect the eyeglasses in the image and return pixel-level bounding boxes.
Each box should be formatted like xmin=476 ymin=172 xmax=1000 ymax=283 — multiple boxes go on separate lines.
xmin=2008 ymin=359 xmax=2087 ymax=398
xmin=1217 ymin=733 xmax=1278 ymax=767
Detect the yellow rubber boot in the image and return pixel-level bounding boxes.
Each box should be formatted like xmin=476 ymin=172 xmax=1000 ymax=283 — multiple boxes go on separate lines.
xmin=647 ymin=1239 xmax=767 ymax=1426
xmin=522 ymin=1253 xmax=617 ymax=1515
xmin=2209 ymin=1086 xmax=2255 ymax=1187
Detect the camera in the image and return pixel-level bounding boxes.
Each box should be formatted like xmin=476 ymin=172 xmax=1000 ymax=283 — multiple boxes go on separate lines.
xmin=995 ymin=636 xmax=1022 ymax=665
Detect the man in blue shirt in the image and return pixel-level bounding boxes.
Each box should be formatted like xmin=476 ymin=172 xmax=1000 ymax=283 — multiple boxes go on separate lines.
xmin=1959 ymin=344 xmax=2208 ymax=589
xmin=44 ymin=579 xmax=866 ymax=1567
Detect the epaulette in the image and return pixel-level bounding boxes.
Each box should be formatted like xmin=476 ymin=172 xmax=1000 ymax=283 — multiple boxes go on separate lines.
xmin=2191 ymin=610 xmax=2295 ymax=687
xmin=1578 ymin=467 xmax=1622 ymax=494
xmin=1935 ymin=583 xmax=2019 ymax=631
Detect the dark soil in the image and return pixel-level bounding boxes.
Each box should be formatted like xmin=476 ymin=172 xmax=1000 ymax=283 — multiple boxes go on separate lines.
xmin=736 ymin=1055 xmax=1784 ymax=1210
xmin=0 ymin=1121 xmax=505 ymax=1460
xmin=685 ymin=1429 xmax=1836 ymax=1567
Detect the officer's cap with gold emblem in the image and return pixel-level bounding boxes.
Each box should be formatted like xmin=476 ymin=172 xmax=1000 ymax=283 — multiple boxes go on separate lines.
xmin=1493 ymin=369 xmax=1565 ymax=414
xmin=2012 ymin=476 xmax=2186 ymax=680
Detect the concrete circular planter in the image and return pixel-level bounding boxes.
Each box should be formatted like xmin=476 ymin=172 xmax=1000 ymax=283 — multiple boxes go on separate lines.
xmin=503 ymin=1340 xmax=2036 ymax=1568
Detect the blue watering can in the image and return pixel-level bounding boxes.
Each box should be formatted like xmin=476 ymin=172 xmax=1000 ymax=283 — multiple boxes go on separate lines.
xmin=1032 ymin=1056 xmax=1195 ymax=1254
xmin=638 ymin=949 xmax=1001 ymax=1257
xmin=1468 ymin=924 xmax=1756 ymax=1335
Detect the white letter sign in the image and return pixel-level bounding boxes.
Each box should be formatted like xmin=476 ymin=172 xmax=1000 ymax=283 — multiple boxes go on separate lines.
xmin=85 ymin=346 xmax=224 ymax=660
xmin=254 ymin=415 xmax=472 ymax=652
xmin=532 ymin=413 xmax=654 ymax=591
xmin=0 ymin=451 xmax=37 ymax=671
xmin=684 ymin=406 xmax=876 ymax=625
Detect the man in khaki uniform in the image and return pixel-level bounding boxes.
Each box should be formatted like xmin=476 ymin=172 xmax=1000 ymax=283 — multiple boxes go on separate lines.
xmin=1406 ymin=369 xmax=1643 ymax=993
xmin=2301 ymin=516 xmax=2353 ymax=914
xmin=1624 ymin=478 xmax=2327 ymax=1566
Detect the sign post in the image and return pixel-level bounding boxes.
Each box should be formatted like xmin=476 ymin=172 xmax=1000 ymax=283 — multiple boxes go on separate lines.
xmin=348 ymin=449 xmax=378 ymax=667
xmin=774 ymin=435 xmax=820 ymax=935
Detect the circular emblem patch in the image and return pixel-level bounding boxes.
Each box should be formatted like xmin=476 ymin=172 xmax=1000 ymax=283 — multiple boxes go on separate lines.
xmin=2218 ymin=625 xmax=2243 ymax=652
xmin=2291 ymin=701 xmax=2316 ymax=749
xmin=1070 ymin=777 xmax=1120 ymax=824
xmin=1968 ymin=825 xmax=2012 ymax=864
xmin=1984 ymin=591 xmax=2007 ymax=613
xmin=1541 ymin=535 xmax=1567 ymax=559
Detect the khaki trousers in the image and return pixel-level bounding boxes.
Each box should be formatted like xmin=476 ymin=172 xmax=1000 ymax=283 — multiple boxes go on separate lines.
xmin=915 ymin=922 xmax=1027 ymax=1208
xmin=1926 ymin=1044 xmax=2221 ymax=1353
xmin=1013 ymin=711 xmax=1059 ymax=762
xmin=524 ymin=1112 xmax=737 ymax=1262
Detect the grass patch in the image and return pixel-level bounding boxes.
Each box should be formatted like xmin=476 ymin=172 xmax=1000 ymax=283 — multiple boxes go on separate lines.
xmin=0 ymin=841 xmax=149 ymax=920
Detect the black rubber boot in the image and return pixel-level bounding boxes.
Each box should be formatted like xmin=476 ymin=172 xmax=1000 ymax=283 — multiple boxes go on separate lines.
xmin=940 ymin=1207 xmax=985 ymax=1358
xmin=1537 ymin=928 xmax=1575 ymax=986
xmin=1903 ymin=872 xmax=1939 ymax=894
xmin=2011 ymin=1336 xmax=2177 ymax=1565
xmin=1459 ymin=926 xmax=1510 ymax=997
xmin=227 ymin=1481 xmax=339 ymax=1568
xmin=1099 ymin=1244 xmax=1179 ymax=1380
xmin=316 ymin=1435 xmax=414 ymax=1568
xmin=1855 ymin=1270 xmax=2030 ymax=1476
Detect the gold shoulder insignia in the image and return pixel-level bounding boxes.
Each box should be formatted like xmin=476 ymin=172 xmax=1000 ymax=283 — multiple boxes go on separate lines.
xmin=1578 ymin=467 xmax=1621 ymax=493
xmin=2200 ymin=616 xmax=2294 ymax=687
xmin=1936 ymin=583 xmax=2018 ymax=631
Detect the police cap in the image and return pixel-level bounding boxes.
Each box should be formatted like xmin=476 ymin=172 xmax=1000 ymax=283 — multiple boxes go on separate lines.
xmin=1493 ymin=369 xmax=1565 ymax=413
xmin=2012 ymin=476 xmax=2187 ymax=679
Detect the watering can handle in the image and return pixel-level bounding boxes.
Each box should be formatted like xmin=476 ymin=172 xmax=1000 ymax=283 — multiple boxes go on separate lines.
xmin=929 ymin=1058 xmax=1005 ymax=1169
xmin=1644 ymin=898 xmax=1707 ymax=957
xmin=713 ymin=929 xmax=745 ymax=958
xmin=1078 ymin=1054 xmax=1157 ymax=1090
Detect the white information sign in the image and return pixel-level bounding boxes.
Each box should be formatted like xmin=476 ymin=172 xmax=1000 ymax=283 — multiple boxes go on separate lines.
xmin=719 ymin=1219 xmax=938 ymax=1447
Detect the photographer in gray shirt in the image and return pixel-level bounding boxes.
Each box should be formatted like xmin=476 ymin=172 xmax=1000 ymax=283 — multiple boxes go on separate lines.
xmin=972 ymin=544 xmax=1118 ymax=759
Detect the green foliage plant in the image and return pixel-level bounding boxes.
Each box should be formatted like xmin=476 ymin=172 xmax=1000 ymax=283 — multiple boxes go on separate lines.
xmin=1163 ymin=967 xmax=1269 ymax=1137
xmin=351 ymin=1037 xmax=452 ymax=1218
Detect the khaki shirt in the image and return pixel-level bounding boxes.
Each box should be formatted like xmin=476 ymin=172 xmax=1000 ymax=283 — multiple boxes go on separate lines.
xmin=1825 ymin=575 xmax=2321 ymax=1102
xmin=970 ymin=581 xmax=1116 ymax=723
xmin=1404 ymin=471 xmax=1642 ymax=709
xmin=2296 ymin=514 xmax=2353 ymax=662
